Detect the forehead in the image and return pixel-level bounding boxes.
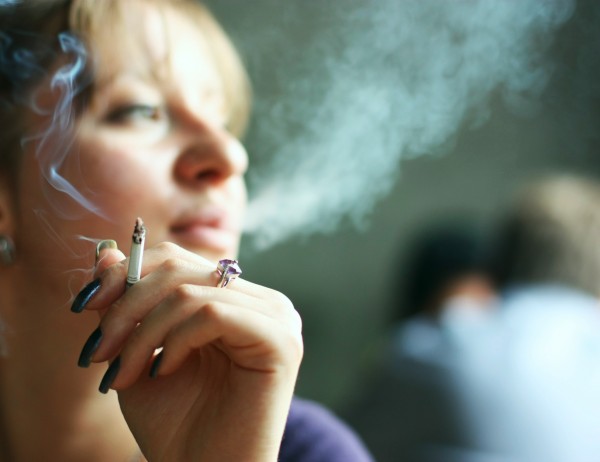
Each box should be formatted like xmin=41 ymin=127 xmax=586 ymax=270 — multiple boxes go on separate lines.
xmin=91 ymin=3 xmax=223 ymax=97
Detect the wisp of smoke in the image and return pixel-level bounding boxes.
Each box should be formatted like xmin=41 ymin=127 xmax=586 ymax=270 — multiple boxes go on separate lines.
xmin=37 ymin=35 xmax=91 ymax=213
xmin=243 ymin=0 xmax=576 ymax=249
xmin=23 ymin=33 xmax=107 ymax=220
xmin=1 ymin=21 xmax=105 ymax=221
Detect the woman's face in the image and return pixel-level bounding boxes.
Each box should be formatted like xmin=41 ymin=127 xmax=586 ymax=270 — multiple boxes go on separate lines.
xmin=15 ymin=4 xmax=248 ymax=283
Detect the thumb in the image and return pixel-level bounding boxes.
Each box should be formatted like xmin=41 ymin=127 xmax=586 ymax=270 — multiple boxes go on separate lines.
xmin=94 ymin=240 xmax=127 ymax=277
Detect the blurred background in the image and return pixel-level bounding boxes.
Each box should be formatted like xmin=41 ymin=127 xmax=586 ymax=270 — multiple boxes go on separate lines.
xmin=202 ymin=0 xmax=600 ymax=414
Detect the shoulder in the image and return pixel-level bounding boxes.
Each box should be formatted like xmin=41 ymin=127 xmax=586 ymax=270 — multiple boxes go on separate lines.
xmin=279 ymin=396 xmax=375 ymax=462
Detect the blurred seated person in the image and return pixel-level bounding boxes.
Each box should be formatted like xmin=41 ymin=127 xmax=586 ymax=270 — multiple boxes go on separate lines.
xmin=460 ymin=173 xmax=600 ymax=462
xmin=344 ymin=219 xmax=496 ymax=462
xmin=390 ymin=221 xmax=497 ymax=366
xmin=349 ymin=174 xmax=600 ymax=462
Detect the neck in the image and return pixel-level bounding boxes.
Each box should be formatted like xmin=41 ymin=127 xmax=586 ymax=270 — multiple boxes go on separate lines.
xmin=0 ymin=278 xmax=140 ymax=461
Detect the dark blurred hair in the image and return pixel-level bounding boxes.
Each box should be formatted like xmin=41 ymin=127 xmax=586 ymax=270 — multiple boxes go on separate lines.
xmin=489 ymin=174 xmax=600 ymax=296
xmin=395 ymin=222 xmax=489 ymax=321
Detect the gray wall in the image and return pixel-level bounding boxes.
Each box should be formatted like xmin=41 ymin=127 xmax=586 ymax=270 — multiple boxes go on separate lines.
xmin=204 ymin=0 xmax=600 ymax=410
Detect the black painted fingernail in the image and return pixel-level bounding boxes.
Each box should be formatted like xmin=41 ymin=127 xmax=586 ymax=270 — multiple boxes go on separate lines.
xmin=71 ymin=278 xmax=101 ymax=313
xmin=149 ymin=351 xmax=164 ymax=379
xmin=99 ymin=356 xmax=121 ymax=394
xmin=78 ymin=326 xmax=103 ymax=368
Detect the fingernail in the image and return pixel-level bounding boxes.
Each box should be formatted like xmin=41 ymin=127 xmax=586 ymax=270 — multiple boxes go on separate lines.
xmin=95 ymin=239 xmax=118 ymax=266
xmin=71 ymin=278 xmax=101 ymax=313
xmin=78 ymin=326 xmax=103 ymax=368
xmin=149 ymin=351 xmax=164 ymax=379
xmin=99 ymin=356 xmax=121 ymax=394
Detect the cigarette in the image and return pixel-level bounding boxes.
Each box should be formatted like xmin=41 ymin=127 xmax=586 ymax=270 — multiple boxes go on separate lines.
xmin=126 ymin=217 xmax=146 ymax=287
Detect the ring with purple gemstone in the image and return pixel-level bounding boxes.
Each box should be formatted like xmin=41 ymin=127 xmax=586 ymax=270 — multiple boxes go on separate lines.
xmin=216 ymin=259 xmax=242 ymax=288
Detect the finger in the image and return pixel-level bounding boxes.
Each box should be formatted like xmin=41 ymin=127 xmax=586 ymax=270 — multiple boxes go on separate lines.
xmin=109 ymin=298 xmax=302 ymax=391
xmin=159 ymin=300 xmax=302 ymax=377
xmin=72 ymin=243 xmax=197 ymax=315
xmin=81 ymin=242 xmax=289 ymax=318
xmin=71 ymin=244 xmax=128 ymax=314
xmin=91 ymin=275 xmax=293 ymax=364
xmin=135 ymin=243 xmax=280 ymax=301
xmin=101 ymin=285 xmax=207 ymax=388
xmin=103 ymin=282 xmax=299 ymax=385
xmin=75 ymin=241 xmax=281 ymax=315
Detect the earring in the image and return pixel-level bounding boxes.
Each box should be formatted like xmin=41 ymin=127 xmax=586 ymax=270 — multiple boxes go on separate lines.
xmin=0 ymin=235 xmax=15 ymax=265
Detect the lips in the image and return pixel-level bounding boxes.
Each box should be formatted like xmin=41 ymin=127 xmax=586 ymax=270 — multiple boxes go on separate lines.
xmin=169 ymin=208 xmax=239 ymax=253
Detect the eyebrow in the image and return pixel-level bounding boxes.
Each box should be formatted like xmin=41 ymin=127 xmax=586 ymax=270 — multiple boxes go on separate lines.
xmin=92 ymin=68 xmax=163 ymax=92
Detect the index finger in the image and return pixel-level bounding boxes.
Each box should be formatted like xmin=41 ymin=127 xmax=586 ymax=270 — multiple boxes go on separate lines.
xmin=76 ymin=241 xmax=284 ymax=314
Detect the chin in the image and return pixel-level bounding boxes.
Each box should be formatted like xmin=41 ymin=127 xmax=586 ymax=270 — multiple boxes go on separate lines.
xmin=187 ymin=246 xmax=238 ymax=264
xmin=168 ymin=226 xmax=240 ymax=263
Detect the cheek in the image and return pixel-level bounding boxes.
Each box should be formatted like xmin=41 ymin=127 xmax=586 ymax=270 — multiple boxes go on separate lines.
xmin=72 ymin=138 xmax=171 ymax=220
xmin=233 ymin=180 xmax=248 ymax=220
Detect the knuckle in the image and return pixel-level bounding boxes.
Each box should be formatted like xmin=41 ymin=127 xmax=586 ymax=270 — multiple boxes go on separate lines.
xmin=262 ymin=289 xmax=294 ymax=315
xmin=200 ymin=301 xmax=224 ymax=321
xmin=100 ymin=298 xmax=125 ymax=325
xmin=103 ymin=259 xmax=127 ymax=280
xmin=272 ymin=292 xmax=300 ymax=327
xmin=290 ymin=308 xmax=303 ymax=331
xmin=171 ymin=284 xmax=197 ymax=303
xmin=129 ymin=324 xmax=145 ymax=343
xmin=155 ymin=241 xmax=180 ymax=255
xmin=159 ymin=257 xmax=182 ymax=274
xmin=282 ymin=330 xmax=304 ymax=363
xmin=198 ymin=301 xmax=233 ymax=327
xmin=272 ymin=291 xmax=294 ymax=310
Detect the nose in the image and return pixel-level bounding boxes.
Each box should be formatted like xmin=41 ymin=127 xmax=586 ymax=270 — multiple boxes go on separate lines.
xmin=173 ymin=118 xmax=248 ymax=189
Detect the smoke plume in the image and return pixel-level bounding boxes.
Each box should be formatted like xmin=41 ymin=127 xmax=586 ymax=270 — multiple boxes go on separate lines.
xmin=240 ymin=0 xmax=577 ymax=249
xmin=1 ymin=1 xmax=585 ymax=252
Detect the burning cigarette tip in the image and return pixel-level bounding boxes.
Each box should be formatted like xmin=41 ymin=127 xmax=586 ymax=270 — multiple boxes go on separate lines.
xmin=133 ymin=217 xmax=146 ymax=244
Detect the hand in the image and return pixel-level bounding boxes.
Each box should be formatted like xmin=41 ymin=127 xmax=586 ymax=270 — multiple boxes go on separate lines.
xmin=77 ymin=242 xmax=303 ymax=462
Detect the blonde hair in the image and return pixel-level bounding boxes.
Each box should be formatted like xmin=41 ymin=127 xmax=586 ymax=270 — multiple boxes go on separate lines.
xmin=0 ymin=0 xmax=251 ymax=178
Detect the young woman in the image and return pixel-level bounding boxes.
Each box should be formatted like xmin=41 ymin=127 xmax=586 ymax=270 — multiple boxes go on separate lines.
xmin=0 ymin=1 xmax=373 ymax=460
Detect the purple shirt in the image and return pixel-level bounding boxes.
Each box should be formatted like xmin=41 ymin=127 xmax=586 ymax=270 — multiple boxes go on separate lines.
xmin=280 ymin=397 xmax=375 ymax=462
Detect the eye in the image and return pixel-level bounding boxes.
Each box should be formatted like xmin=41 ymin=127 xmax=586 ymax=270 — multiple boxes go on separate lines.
xmin=105 ymin=104 xmax=166 ymax=125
